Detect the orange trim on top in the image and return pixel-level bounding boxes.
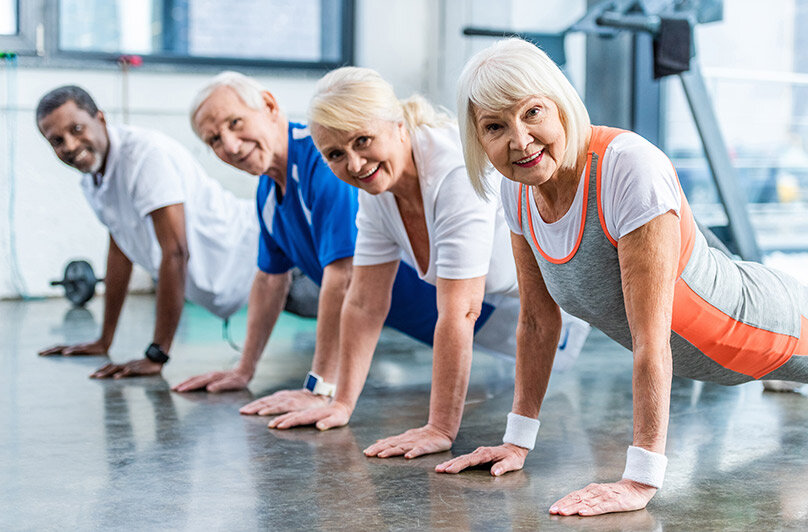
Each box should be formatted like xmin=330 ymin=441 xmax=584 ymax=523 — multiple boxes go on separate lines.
xmin=517 ymin=183 xmax=523 ymax=228
xmin=523 ymin=153 xmax=592 ymax=264
xmin=671 ymin=278 xmax=797 ymax=379
xmin=676 ymin=191 xmax=696 ymax=277
xmin=592 ymin=126 xmax=628 ymax=247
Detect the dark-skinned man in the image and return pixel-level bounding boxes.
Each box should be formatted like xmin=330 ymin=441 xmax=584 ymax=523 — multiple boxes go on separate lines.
xmin=36 ymin=85 xmax=258 ymax=379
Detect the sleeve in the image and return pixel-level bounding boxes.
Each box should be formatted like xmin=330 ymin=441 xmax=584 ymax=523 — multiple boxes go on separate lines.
xmin=303 ymin=154 xmax=359 ymax=267
xmin=432 ymin=166 xmax=497 ymax=279
xmin=353 ymin=192 xmax=403 ymax=266
xmin=603 ymin=135 xmax=682 ymax=240
xmin=128 ymin=145 xmax=186 ymax=218
xmin=500 ymin=176 xmax=523 ymax=235
xmin=256 ymin=180 xmax=293 ymax=274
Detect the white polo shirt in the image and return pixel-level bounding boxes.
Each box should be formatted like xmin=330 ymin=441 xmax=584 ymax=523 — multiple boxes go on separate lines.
xmin=80 ymin=125 xmax=258 ymax=318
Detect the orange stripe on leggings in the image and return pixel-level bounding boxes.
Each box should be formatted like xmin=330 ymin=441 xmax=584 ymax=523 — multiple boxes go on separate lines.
xmin=672 ymin=279 xmax=797 ymax=378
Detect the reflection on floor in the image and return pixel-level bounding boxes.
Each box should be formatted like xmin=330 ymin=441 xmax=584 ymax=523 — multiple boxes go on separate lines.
xmin=3 ymin=295 xmax=808 ymax=530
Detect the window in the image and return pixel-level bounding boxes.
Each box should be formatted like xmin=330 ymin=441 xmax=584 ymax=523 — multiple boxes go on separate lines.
xmin=56 ymin=0 xmax=353 ymax=68
xmin=1 ymin=0 xmax=17 ymax=35
xmin=664 ymin=0 xmax=808 ymax=255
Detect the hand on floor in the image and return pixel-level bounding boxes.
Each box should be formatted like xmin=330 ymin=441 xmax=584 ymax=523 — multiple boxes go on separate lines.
xmin=239 ymin=389 xmax=329 ymax=416
xmin=549 ymin=479 xmax=657 ymax=516
xmin=267 ymin=401 xmax=351 ymax=431
xmin=172 ymin=369 xmax=251 ymax=393
xmin=90 ymin=357 xmax=163 ymax=379
xmin=435 ymin=443 xmax=528 ymax=475
xmin=39 ymin=339 xmax=108 ymax=356
xmin=363 ymin=424 xmax=453 ymax=459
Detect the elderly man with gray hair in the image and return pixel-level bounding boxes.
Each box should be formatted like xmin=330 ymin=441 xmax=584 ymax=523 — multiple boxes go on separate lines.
xmin=174 ymin=72 xmax=443 ymax=418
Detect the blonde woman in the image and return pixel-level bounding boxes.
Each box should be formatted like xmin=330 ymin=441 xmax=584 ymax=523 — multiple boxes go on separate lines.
xmin=269 ymin=67 xmax=589 ymax=458
xmin=436 ymin=38 xmax=808 ymax=516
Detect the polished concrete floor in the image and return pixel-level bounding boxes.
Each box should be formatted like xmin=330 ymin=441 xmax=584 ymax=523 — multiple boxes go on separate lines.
xmin=3 ymin=295 xmax=808 ymax=531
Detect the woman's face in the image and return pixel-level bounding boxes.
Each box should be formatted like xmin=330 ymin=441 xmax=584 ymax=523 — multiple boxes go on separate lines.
xmin=474 ymin=96 xmax=568 ymax=187
xmin=312 ymin=120 xmax=410 ymax=195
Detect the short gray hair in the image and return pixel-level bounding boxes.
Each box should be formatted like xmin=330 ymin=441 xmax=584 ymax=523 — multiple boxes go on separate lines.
xmin=457 ymin=38 xmax=591 ymax=197
xmin=189 ymin=71 xmax=266 ymax=136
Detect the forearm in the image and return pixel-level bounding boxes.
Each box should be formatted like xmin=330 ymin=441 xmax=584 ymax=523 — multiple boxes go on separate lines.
xmin=631 ymin=343 xmax=673 ymax=453
xmin=99 ymin=239 xmax=133 ymax=348
xmin=511 ymin=306 xmax=561 ymax=419
xmin=332 ymin=291 xmax=388 ymax=410
xmin=236 ymin=271 xmax=291 ymax=377
xmin=152 ymin=251 xmax=187 ymax=351
xmin=427 ymin=313 xmax=477 ymax=439
xmin=311 ymin=258 xmax=352 ymax=381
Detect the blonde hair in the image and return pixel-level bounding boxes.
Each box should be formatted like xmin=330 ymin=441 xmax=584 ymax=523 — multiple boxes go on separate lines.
xmin=457 ymin=38 xmax=591 ymax=197
xmin=189 ymin=71 xmax=266 ymax=136
xmin=308 ymin=66 xmax=453 ymax=138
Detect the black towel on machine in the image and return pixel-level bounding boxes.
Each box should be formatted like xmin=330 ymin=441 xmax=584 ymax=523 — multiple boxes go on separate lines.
xmin=653 ymin=17 xmax=691 ymax=79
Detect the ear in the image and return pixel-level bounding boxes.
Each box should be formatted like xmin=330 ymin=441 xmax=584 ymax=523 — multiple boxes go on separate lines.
xmin=97 ymin=111 xmax=107 ymax=126
xmin=398 ymin=121 xmax=407 ymax=142
xmin=261 ymin=91 xmax=279 ymax=115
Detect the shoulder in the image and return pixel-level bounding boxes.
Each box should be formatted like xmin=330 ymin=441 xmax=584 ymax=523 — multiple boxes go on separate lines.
xmin=603 ymin=131 xmax=672 ymax=172
xmin=412 ymin=125 xmax=466 ymax=186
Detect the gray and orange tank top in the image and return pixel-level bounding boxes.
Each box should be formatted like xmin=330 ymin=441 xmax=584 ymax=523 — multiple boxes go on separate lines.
xmin=518 ymin=126 xmax=808 ymax=385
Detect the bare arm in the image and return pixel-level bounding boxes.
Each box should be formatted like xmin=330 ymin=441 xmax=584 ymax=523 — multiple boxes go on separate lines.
xmin=90 ymin=204 xmax=188 ymax=379
xmin=39 ymin=234 xmax=132 ymax=356
xmin=150 ymin=203 xmax=189 ymax=352
xmin=310 ymin=257 xmax=353 ymax=380
xmin=437 ymin=231 xmax=560 ymax=474
xmin=550 ymin=211 xmax=678 ymax=517
xmin=269 ymin=261 xmax=398 ymax=428
xmin=172 ymin=269 xmax=291 ymax=392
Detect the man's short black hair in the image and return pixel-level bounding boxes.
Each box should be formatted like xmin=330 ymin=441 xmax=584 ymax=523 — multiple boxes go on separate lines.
xmin=36 ymin=85 xmax=100 ymax=124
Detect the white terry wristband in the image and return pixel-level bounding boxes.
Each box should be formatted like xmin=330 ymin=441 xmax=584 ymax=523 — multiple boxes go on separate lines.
xmin=502 ymin=412 xmax=540 ymax=450
xmin=622 ymin=445 xmax=668 ymax=489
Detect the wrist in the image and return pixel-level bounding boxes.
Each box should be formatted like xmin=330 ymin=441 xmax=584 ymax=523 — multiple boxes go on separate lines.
xmin=502 ymin=412 xmax=540 ymax=450
xmin=425 ymin=422 xmax=456 ymax=441
xmin=622 ymin=445 xmax=667 ymax=489
xmin=303 ymin=371 xmax=336 ymax=397
xmin=144 ymin=342 xmax=169 ymax=364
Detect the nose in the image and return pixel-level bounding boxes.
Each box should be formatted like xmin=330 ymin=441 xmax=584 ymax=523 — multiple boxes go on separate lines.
xmin=220 ymin=130 xmax=241 ymax=156
xmin=508 ymin=122 xmax=533 ymax=152
xmin=62 ymin=133 xmax=80 ymax=154
xmin=346 ymin=151 xmax=365 ymax=174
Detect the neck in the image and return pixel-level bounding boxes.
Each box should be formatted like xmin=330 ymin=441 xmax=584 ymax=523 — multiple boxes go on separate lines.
xmin=266 ymin=116 xmax=290 ymax=195
xmin=388 ymin=131 xmax=421 ymax=207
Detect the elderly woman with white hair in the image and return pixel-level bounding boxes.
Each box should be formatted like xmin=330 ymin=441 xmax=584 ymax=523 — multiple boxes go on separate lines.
xmin=268 ymin=67 xmax=590 ymax=457
xmin=435 ymin=38 xmax=808 ymax=516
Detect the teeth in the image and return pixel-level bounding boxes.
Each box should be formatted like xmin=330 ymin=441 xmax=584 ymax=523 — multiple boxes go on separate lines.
xmin=357 ymin=165 xmax=379 ymax=179
xmin=516 ymin=150 xmax=542 ymax=164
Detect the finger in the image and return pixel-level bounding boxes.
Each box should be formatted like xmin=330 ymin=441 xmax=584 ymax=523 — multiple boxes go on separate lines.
xmin=90 ymin=363 xmax=117 ymax=378
xmin=315 ymin=412 xmax=347 ymax=431
xmin=269 ymin=409 xmax=324 ymax=429
xmin=491 ymin=452 xmax=525 ymax=476
xmin=436 ymin=449 xmax=494 ymax=473
xmin=39 ymin=345 xmax=67 ymax=356
xmin=240 ymin=398 xmax=272 ymax=415
xmin=207 ymin=377 xmax=242 ymax=393
xmin=113 ymin=366 xmax=133 ymax=379
xmin=172 ymin=374 xmax=211 ymax=392
xmin=404 ymin=439 xmax=449 ymax=459
xmin=550 ymin=490 xmax=587 ymax=515
xmin=363 ymin=438 xmax=397 ymax=456
xmin=257 ymin=402 xmax=291 ymax=416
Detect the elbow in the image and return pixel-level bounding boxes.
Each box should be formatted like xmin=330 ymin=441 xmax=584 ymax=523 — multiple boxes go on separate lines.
xmin=163 ymin=243 xmax=190 ymax=266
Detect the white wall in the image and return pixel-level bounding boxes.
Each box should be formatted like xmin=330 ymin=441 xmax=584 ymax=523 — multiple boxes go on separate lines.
xmin=0 ymin=0 xmax=585 ymax=300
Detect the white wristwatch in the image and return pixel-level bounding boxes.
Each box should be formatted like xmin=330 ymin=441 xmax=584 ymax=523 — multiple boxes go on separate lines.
xmin=303 ymin=371 xmax=336 ymax=397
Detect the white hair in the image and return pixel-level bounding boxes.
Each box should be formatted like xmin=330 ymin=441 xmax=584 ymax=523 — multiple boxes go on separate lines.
xmin=189 ymin=71 xmax=266 ymax=136
xmin=457 ymin=38 xmax=591 ymax=197
xmin=308 ymin=66 xmax=452 ymax=138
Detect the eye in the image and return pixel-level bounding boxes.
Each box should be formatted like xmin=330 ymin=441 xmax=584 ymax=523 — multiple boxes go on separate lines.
xmin=50 ymin=136 xmax=63 ymax=147
xmin=229 ymin=118 xmax=242 ymax=129
xmin=72 ymin=124 xmax=83 ymax=134
xmin=327 ymin=149 xmax=344 ymax=161
xmin=355 ymin=136 xmax=370 ymax=148
xmin=482 ymin=122 xmax=502 ymax=133
xmin=207 ymin=134 xmax=221 ymax=147
xmin=525 ymin=106 xmax=543 ymax=119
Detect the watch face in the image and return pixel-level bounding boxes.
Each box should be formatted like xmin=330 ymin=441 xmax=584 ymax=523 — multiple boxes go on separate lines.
xmin=304 ymin=374 xmax=317 ymax=391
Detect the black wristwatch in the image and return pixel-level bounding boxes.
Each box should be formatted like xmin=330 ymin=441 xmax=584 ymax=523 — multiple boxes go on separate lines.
xmin=145 ymin=342 xmax=170 ymax=364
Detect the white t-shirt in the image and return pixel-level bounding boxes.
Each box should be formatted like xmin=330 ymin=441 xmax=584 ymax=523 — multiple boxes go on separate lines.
xmin=501 ymin=131 xmax=681 ymax=259
xmin=353 ymin=125 xmax=518 ymax=299
xmin=80 ymin=125 xmax=258 ymax=318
